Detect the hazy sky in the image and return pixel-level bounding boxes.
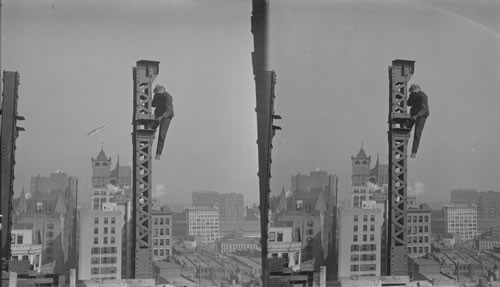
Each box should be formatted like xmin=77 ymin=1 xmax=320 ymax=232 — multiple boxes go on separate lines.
xmin=3 ymin=0 xmax=499 ymax=208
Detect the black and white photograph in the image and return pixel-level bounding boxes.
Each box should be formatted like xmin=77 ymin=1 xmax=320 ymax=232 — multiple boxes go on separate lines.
xmin=1 ymin=0 xmax=499 ymax=286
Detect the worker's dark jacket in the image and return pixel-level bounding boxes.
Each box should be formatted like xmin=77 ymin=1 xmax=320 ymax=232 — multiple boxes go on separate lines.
xmin=152 ymin=92 xmax=174 ymax=118
xmin=408 ymin=91 xmax=430 ymax=118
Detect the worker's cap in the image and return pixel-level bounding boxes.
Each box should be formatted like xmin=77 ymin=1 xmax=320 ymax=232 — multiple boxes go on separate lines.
xmin=409 ymin=84 xmax=420 ymax=92
xmin=153 ymin=85 xmax=166 ymax=93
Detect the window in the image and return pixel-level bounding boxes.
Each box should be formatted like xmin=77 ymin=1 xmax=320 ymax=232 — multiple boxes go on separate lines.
xmin=154 ymin=239 xmax=158 ymax=246
xmin=11 ymin=235 xmax=15 ymax=244
xmin=154 ymin=229 xmax=158 ymax=237
xmin=93 ymin=198 xmax=100 ymax=210
xmin=307 ymin=221 xmax=314 ymax=227
xmin=370 ymin=215 xmax=375 ymax=222
xmin=17 ymin=235 xmax=23 ymax=244
xmin=370 ymin=234 xmax=375 ymax=241
xmin=363 ymin=215 xmax=368 ymax=222
xmin=354 ymin=215 xmax=358 ymax=222
xmin=160 ymin=229 xmax=164 ymax=236
xmin=166 ymin=239 xmax=170 ymax=245
xmin=160 ymin=218 xmax=164 ymax=225
xmin=424 ymin=216 xmax=429 ymax=222
xmin=424 ymin=226 xmax=428 ymax=232
xmin=91 ymin=248 xmax=100 ymax=254
xmin=419 ymin=226 xmax=423 ymax=233
xmin=111 ymin=217 xmax=115 ymax=224
xmin=166 ymin=218 xmax=170 ymax=225
xmin=104 ymin=227 xmax=108 ymax=234
xmin=154 ymin=218 xmax=158 ymax=225
xmin=104 ymin=217 xmax=109 ymax=224
xmin=351 ymin=255 xmax=359 ymax=262
xmin=353 ymin=235 xmax=358 ymax=242
xmin=94 ymin=237 xmax=98 ymax=244
xmin=351 ymin=265 xmax=359 ymax=271
xmin=104 ymin=237 xmax=108 ymax=244
xmin=277 ymin=232 xmax=283 ymax=242
xmin=94 ymin=228 xmax=98 ymax=234
xmin=91 ymin=268 xmax=99 ymax=275
xmin=160 ymin=239 xmax=164 ymax=245
xmin=166 ymin=228 xmax=170 ymax=235
xmin=111 ymin=237 xmax=115 ymax=244
xmin=351 ymin=245 xmax=359 ymax=251
xmin=363 ymin=225 xmax=367 ymax=232
xmin=160 ymin=249 xmax=164 ymax=256
xmin=424 ymin=236 xmax=429 ymax=243
xmin=269 ymin=232 xmax=276 ymax=242
xmin=111 ymin=227 xmax=115 ymax=234
xmin=363 ymin=235 xmax=367 ymax=242
xmin=94 ymin=217 xmax=99 ymax=224
xmin=354 ymin=225 xmax=358 ymax=232
xmin=91 ymin=257 xmax=100 ymax=264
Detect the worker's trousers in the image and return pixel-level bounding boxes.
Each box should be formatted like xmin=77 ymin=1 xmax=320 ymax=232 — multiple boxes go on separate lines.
xmin=408 ymin=116 xmax=427 ymax=155
xmin=152 ymin=116 xmax=172 ymax=156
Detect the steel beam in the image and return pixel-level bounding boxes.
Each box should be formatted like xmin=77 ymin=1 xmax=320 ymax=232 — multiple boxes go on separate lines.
xmin=132 ymin=60 xmax=159 ymax=279
xmin=0 ymin=71 xmax=24 ymax=277
xmin=387 ymin=60 xmax=414 ymax=276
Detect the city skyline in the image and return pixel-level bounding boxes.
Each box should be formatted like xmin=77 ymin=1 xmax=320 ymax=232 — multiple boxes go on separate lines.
xmin=3 ymin=0 xmax=499 ymax=211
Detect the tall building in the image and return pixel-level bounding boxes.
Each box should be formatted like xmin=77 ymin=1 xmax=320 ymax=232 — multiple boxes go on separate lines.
xmin=11 ymin=223 xmax=43 ymax=273
xmin=152 ymin=210 xmax=173 ymax=260
xmin=407 ymin=204 xmax=432 ymax=258
xmin=338 ymin=202 xmax=382 ymax=279
xmin=351 ymin=147 xmax=388 ymax=187
xmin=444 ymin=204 xmax=478 ymax=242
xmin=477 ymin=191 xmax=500 ymax=218
xmin=450 ymin=189 xmax=478 ymax=206
xmin=78 ymin=203 xmax=124 ymax=281
xmin=290 ymin=169 xmax=336 ymax=192
xmin=91 ymin=148 xmax=132 ymax=190
xmin=186 ymin=207 xmax=220 ymax=243
xmin=218 ymin=193 xmax=244 ymax=221
xmin=192 ymin=191 xmax=219 ymax=208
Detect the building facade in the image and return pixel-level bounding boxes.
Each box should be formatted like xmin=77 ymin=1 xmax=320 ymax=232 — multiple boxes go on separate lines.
xmin=186 ymin=207 xmax=220 ymax=243
xmin=477 ymin=191 xmax=500 ymax=218
xmin=11 ymin=223 xmax=43 ymax=273
xmin=407 ymin=205 xmax=432 ymax=258
xmin=351 ymin=147 xmax=388 ymax=187
xmin=78 ymin=204 xmax=124 ymax=281
xmin=152 ymin=211 xmax=173 ymax=260
xmin=338 ymin=202 xmax=382 ymax=279
xmin=218 ymin=193 xmax=244 ymax=221
xmin=268 ymin=226 xmax=302 ymax=270
xmin=444 ymin=205 xmax=478 ymax=242
xmin=450 ymin=189 xmax=478 ymax=206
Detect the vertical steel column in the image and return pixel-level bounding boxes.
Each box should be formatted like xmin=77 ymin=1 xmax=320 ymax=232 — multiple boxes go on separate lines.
xmin=251 ymin=1 xmax=271 ymax=287
xmin=132 ymin=60 xmax=159 ymax=279
xmin=0 ymin=71 xmax=24 ymax=277
xmin=387 ymin=60 xmax=414 ymax=276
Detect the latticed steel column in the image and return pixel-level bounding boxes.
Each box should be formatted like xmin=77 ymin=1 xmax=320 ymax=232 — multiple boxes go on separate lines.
xmin=132 ymin=60 xmax=159 ymax=279
xmin=387 ymin=59 xmax=414 ymax=276
xmin=0 ymin=71 xmax=24 ymax=278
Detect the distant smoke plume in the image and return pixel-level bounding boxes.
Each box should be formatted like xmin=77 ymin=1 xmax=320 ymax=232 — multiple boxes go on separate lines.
xmin=25 ymin=192 xmax=32 ymax=199
xmin=408 ymin=181 xmax=426 ymax=196
xmin=153 ymin=184 xmax=167 ymax=199
xmin=107 ymin=184 xmax=119 ymax=194
xmin=285 ymin=189 xmax=293 ymax=198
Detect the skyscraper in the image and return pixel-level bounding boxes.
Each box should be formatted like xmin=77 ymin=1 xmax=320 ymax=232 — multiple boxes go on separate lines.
xmin=407 ymin=204 xmax=432 ymax=258
xmin=444 ymin=204 xmax=478 ymax=242
xmin=338 ymin=202 xmax=382 ymax=279
xmin=186 ymin=207 xmax=220 ymax=243
xmin=218 ymin=193 xmax=244 ymax=221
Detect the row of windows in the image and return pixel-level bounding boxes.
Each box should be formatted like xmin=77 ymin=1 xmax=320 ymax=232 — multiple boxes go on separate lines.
xmin=91 ymin=267 xmax=116 ymax=275
xmin=94 ymin=217 xmax=116 ymax=225
xmin=153 ymin=217 xmax=171 ymax=226
xmin=354 ymin=225 xmax=375 ymax=232
xmin=94 ymin=227 xmax=116 ymax=235
xmin=91 ymin=257 xmax=117 ymax=264
xmin=91 ymin=247 xmax=117 ymax=254
xmin=11 ymin=234 xmax=24 ymax=244
xmin=408 ymin=246 xmax=429 ymax=254
xmin=153 ymin=249 xmax=170 ymax=257
xmin=407 ymin=215 xmax=429 ymax=223
xmin=353 ymin=215 xmax=376 ymax=222
xmin=351 ymin=254 xmax=376 ymax=262
xmin=94 ymin=237 xmax=116 ymax=245
xmin=153 ymin=228 xmax=170 ymax=237
xmin=351 ymin=264 xmax=376 ymax=272
xmin=351 ymin=244 xmax=376 ymax=252
xmin=353 ymin=234 xmax=376 ymax=242
xmin=407 ymin=236 xmax=429 ymax=244
xmin=407 ymin=226 xmax=429 ymax=234
xmin=153 ymin=239 xmax=170 ymax=246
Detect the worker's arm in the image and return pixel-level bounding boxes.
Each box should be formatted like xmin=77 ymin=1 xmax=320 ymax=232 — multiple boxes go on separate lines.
xmin=407 ymin=92 xmax=415 ymax=106
xmin=152 ymin=94 xmax=159 ymax=108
